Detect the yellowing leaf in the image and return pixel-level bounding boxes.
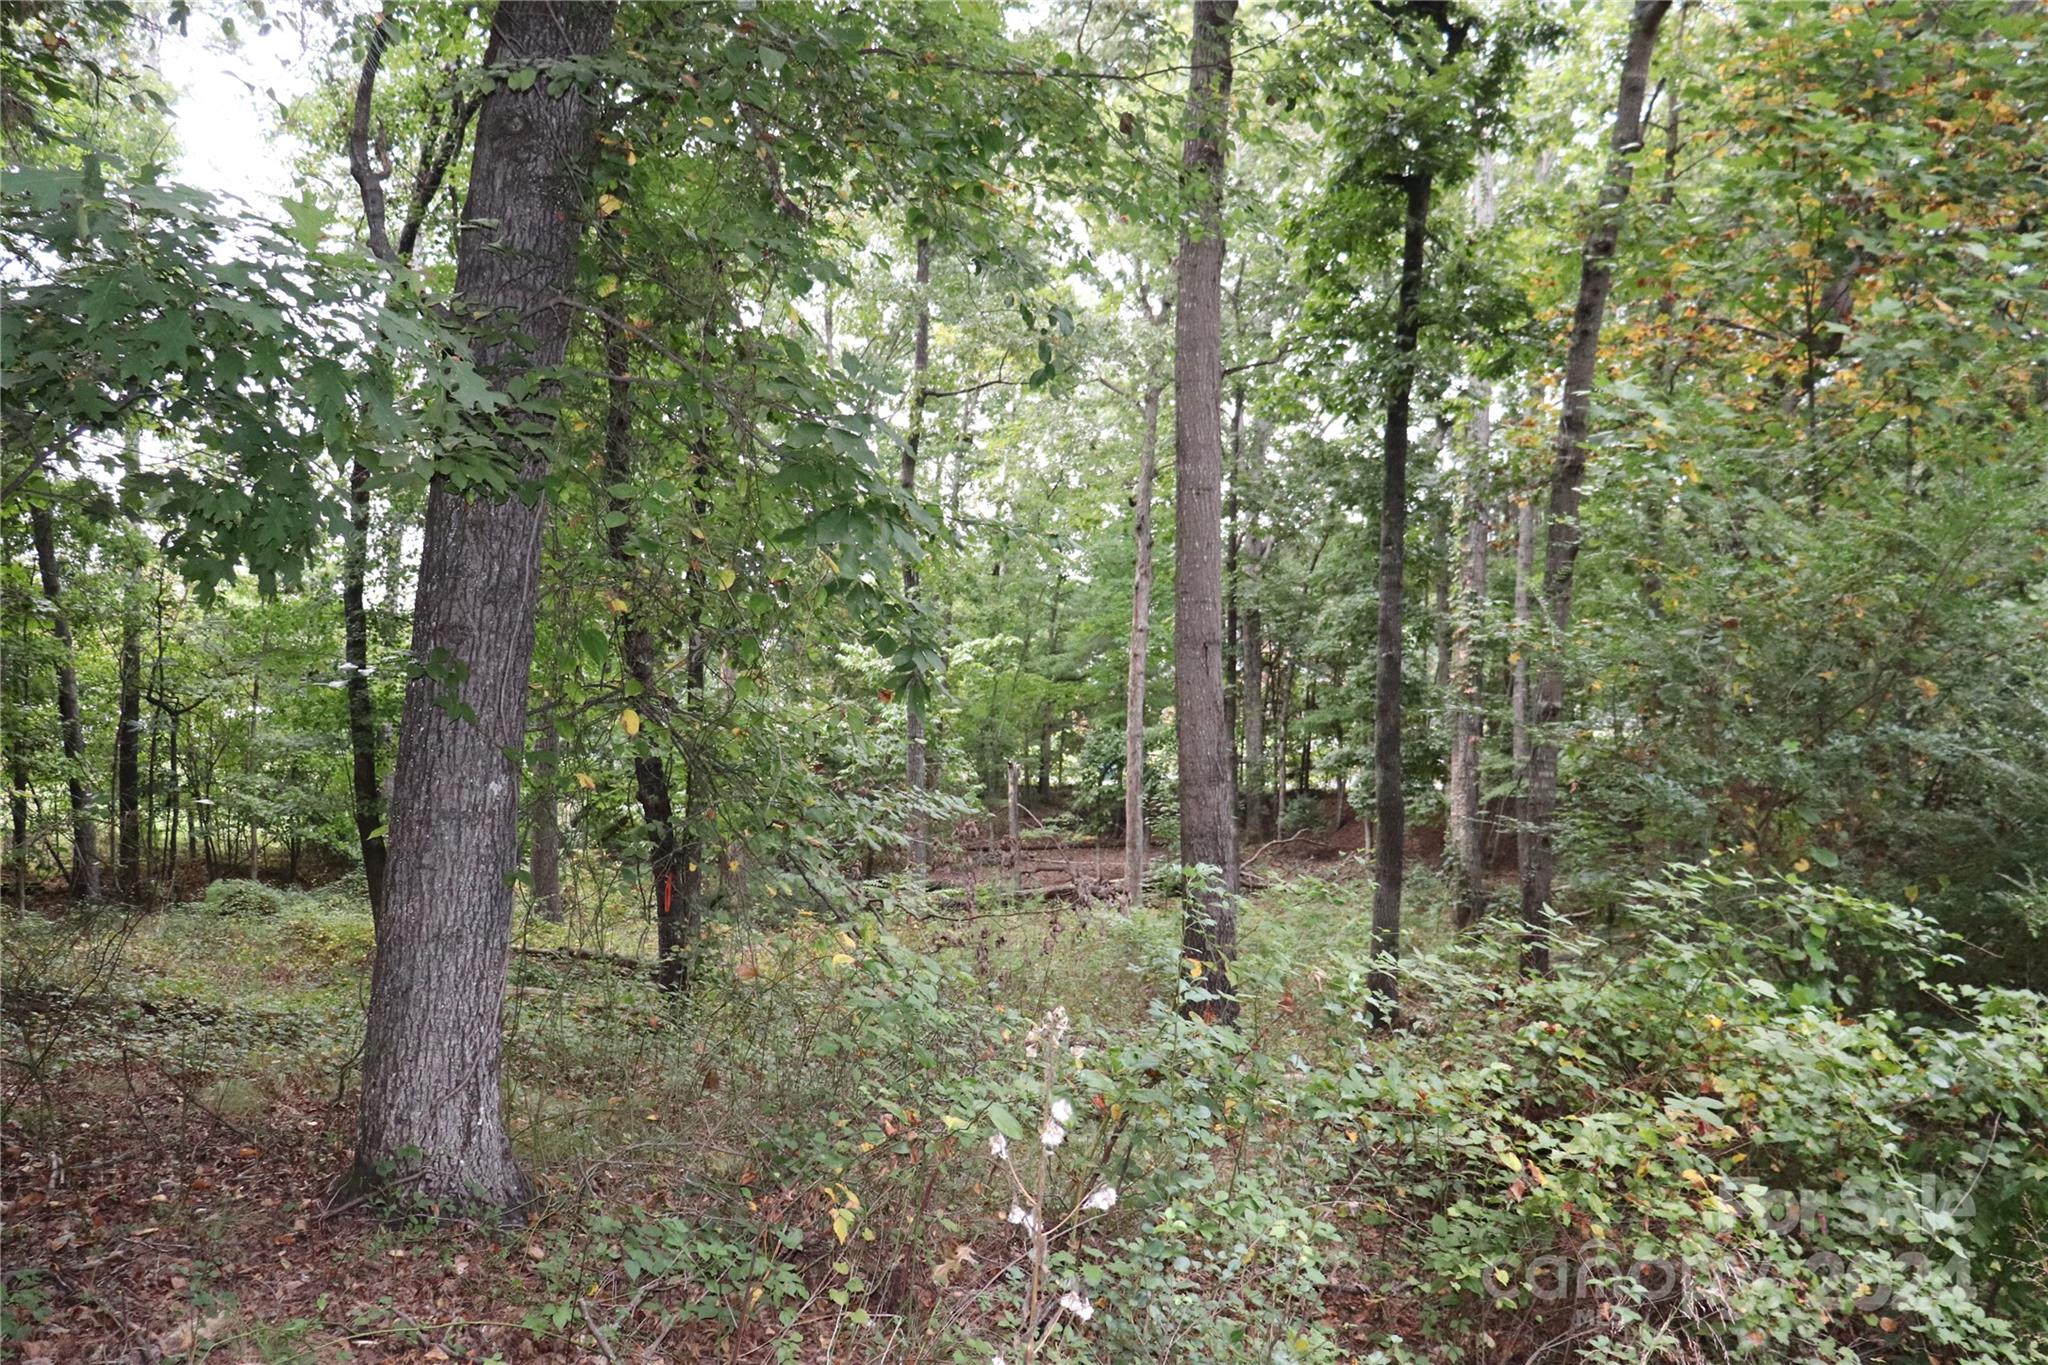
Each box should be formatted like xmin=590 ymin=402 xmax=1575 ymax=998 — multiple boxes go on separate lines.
xmin=574 ymin=772 xmax=596 ymax=791
xmin=717 ymin=567 xmax=737 ymax=591
xmin=597 ymin=193 xmax=624 ymax=217
xmin=607 ymin=596 xmax=629 ymax=614
xmin=1914 ymin=676 xmax=1939 ymax=701
xmin=621 ymin=708 xmax=641 ymax=737
xmin=597 ymin=275 xmax=619 ymax=298
xmin=830 ymin=952 xmax=855 ymax=967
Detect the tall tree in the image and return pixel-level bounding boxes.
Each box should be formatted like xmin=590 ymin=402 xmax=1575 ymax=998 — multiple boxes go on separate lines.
xmin=351 ymin=0 xmax=615 ymax=1210
xmin=1173 ymin=0 xmax=1241 ymax=1024
xmin=1239 ymin=420 xmax=1273 ymax=843
xmin=114 ymin=572 xmax=142 ymax=899
xmin=1366 ymin=5 xmax=1471 ymax=1019
xmin=600 ymin=310 xmax=692 ymax=992
xmin=903 ymin=235 xmax=933 ymax=870
xmin=1445 ymin=157 xmax=1498 ymax=930
xmin=28 ymin=501 xmax=97 ymax=901
xmin=346 ymin=9 xmax=480 ymax=923
xmin=1123 ymin=379 xmax=1163 ymax=908
xmin=1518 ymin=0 xmax=1672 ymax=976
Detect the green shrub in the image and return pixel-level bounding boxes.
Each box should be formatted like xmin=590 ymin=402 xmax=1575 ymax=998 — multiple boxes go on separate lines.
xmin=200 ymin=878 xmax=288 ymax=918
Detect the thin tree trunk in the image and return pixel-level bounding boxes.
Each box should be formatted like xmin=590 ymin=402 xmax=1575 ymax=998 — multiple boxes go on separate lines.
xmin=904 ymin=235 xmax=933 ymax=869
xmin=352 ymin=0 xmax=615 ymax=1212
xmin=30 ymin=502 xmax=98 ymax=901
xmin=1223 ymin=386 xmax=1243 ymax=809
xmin=1446 ymin=402 xmax=1492 ymax=929
xmin=600 ymin=305 xmax=692 ymax=992
xmin=528 ymin=719 xmax=563 ymax=923
xmin=1240 ymin=421 xmax=1271 ymax=842
xmin=1520 ymin=0 xmax=1672 ymax=977
xmin=1123 ymin=384 xmax=1162 ymax=909
xmin=115 ymin=582 xmax=142 ymax=899
xmin=1447 ymin=156 xmax=1498 ymax=931
xmin=1366 ymin=168 xmax=1436 ymax=1020
xmin=1172 ymin=0 xmax=1240 ymax=1025
xmin=344 ymin=459 xmax=388 ymax=920
xmin=1512 ymin=496 xmax=1535 ymax=787
xmin=7 ymin=601 xmax=29 ymax=904
xmin=1430 ymin=505 xmax=1452 ymax=690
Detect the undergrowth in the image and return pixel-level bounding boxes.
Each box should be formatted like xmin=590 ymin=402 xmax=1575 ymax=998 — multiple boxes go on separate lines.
xmin=4 ymin=860 xmax=2043 ymax=1361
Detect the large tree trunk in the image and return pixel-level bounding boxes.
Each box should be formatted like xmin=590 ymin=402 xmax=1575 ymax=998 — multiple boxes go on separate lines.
xmin=1365 ymin=169 xmax=1435 ymax=1020
xmin=343 ymin=460 xmax=388 ymax=921
xmin=1173 ymin=0 xmax=1240 ymax=1025
xmin=903 ymin=235 xmax=933 ymax=869
xmin=30 ymin=502 xmax=98 ymax=901
xmin=352 ymin=0 xmax=614 ymax=1212
xmin=115 ymin=580 xmax=142 ymax=900
xmin=1519 ymin=0 xmax=1672 ymax=977
xmin=1123 ymin=384 xmax=1162 ymax=908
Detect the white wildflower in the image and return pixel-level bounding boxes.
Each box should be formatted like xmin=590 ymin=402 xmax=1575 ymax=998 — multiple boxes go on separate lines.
xmin=1040 ymin=1117 xmax=1066 ymax=1149
xmin=1050 ymin=1097 xmax=1073 ymax=1125
xmin=989 ymin=1132 xmax=1009 ymax=1160
xmin=1081 ymin=1185 xmax=1118 ymax=1213
xmin=1058 ymin=1289 xmax=1094 ymax=1321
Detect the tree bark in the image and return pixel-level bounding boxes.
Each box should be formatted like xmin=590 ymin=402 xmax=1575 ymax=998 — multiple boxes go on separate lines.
xmin=1519 ymin=0 xmax=1672 ymax=977
xmin=1123 ymin=384 xmax=1162 ymax=909
xmin=30 ymin=502 xmax=98 ymax=901
xmin=904 ymin=235 xmax=933 ymax=869
xmin=1366 ymin=168 xmax=1435 ymax=1021
xmin=352 ymin=0 xmax=615 ymax=1213
xmin=1172 ymin=0 xmax=1240 ymax=1025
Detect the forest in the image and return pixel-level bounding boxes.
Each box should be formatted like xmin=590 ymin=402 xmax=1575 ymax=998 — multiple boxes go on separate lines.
xmin=3 ymin=0 xmax=2046 ymax=1360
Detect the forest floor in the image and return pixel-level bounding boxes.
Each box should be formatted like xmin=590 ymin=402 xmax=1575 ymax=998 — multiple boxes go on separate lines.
xmin=2 ymin=815 xmax=1488 ymax=1363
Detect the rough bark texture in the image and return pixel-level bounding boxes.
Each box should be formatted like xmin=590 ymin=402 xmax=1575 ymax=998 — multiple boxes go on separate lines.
xmin=904 ymin=236 xmax=933 ymax=869
xmin=1446 ymin=398 xmax=1491 ymax=930
xmin=30 ymin=502 xmax=98 ymax=901
xmin=344 ymin=460 xmax=388 ymax=922
xmin=1366 ymin=170 xmax=1435 ymax=1020
xmin=1173 ymin=0 xmax=1240 ymax=1025
xmin=1519 ymin=0 xmax=1672 ymax=978
xmin=352 ymin=0 xmax=614 ymax=1212
xmin=1123 ymin=384 xmax=1162 ymax=908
